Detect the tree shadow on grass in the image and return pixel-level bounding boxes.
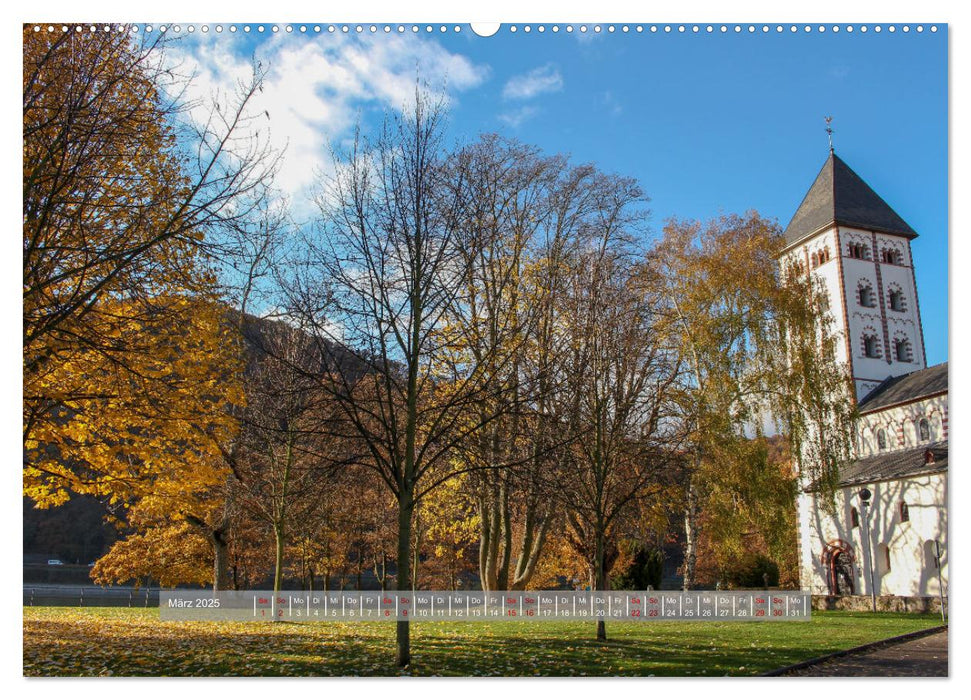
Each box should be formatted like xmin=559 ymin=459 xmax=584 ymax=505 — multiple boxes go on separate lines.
xmin=23 ymin=611 xmax=944 ymax=677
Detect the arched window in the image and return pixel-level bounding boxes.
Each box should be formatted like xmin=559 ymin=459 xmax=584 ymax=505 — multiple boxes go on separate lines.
xmin=863 ymin=334 xmax=881 ymax=358
xmin=848 ymin=242 xmax=870 ymax=260
xmin=919 ymin=418 xmax=930 ymax=443
xmin=858 ymin=283 xmax=876 ymax=307
xmin=850 ymin=507 xmax=859 ymax=529
xmin=889 ymin=289 xmax=905 ymax=311
xmin=894 ymin=338 xmax=912 ymax=362
xmin=821 ymin=247 xmax=830 ymax=263
xmin=810 ymin=252 xmax=819 ymax=268
xmin=881 ymin=248 xmax=902 ymax=265
xmin=877 ymin=429 xmax=887 ymax=451
xmin=899 ymin=502 xmax=910 ymax=523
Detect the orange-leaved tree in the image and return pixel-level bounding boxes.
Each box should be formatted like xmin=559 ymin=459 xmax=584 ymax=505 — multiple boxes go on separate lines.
xmin=24 ymin=25 xmax=272 ymax=511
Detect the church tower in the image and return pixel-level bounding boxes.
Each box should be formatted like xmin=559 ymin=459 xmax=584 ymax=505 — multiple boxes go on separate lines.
xmin=780 ymin=152 xmax=927 ymax=402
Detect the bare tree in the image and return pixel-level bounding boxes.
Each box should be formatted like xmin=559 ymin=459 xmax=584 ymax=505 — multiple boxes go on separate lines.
xmin=446 ymin=135 xmax=566 ymax=590
xmin=284 ymin=90 xmax=519 ymax=667
xmin=553 ymin=179 xmax=682 ymax=642
xmin=230 ymin=318 xmax=342 ymax=592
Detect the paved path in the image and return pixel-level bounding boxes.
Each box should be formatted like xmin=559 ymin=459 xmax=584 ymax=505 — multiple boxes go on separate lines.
xmin=785 ymin=630 xmax=947 ymax=677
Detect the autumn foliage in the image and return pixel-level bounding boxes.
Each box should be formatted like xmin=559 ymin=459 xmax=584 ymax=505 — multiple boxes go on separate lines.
xmin=25 ymin=31 xmax=850 ymax=659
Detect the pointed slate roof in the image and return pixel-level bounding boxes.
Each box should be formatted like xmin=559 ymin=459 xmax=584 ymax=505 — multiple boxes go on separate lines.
xmin=783 ymin=153 xmax=918 ymax=248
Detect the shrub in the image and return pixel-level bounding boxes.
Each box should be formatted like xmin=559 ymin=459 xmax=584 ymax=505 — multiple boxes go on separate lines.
xmin=722 ymin=553 xmax=780 ymax=588
xmin=612 ymin=546 xmax=664 ymax=590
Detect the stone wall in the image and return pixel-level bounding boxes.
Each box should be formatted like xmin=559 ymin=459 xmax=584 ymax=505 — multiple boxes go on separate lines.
xmin=812 ymin=594 xmax=945 ymax=613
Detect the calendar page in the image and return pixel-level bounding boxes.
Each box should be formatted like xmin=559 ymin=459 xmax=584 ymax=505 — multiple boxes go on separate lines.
xmin=21 ymin=6 xmax=949 ymax=683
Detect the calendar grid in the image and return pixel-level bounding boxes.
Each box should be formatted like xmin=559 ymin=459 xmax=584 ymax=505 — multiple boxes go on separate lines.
xmin=160 ymin=590 xmax=812 ymax=622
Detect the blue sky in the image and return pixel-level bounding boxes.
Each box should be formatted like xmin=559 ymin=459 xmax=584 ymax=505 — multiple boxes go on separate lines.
xmin=172 ymin=24 xmax=948 ymax=365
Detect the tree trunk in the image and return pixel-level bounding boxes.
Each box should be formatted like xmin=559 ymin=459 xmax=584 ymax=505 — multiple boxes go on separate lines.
xmin=273 ymin=525 xmax=285 ymax=593
xmin=683 ymin=476 xmax=700 ymax=591
xmin=212 ymin=526 xmax=230 ymax=592
xmin=480 ymin=480 xmax=502 ymax=590
xmin=512 ymin=515 xmax=551 ymax=590
xmin=477 ymin=492 xmax=491 ymax=589
xmin=497 ymin=480 xmax=512 ymax=589
xmin=412 ymin=523 xmax=421 ymax=592
xmin=396 ymin=487 xmax=413 ymax=667
xmin=594 ymin=527 xmax=607 ymax=642
xmin=374 ymin=552 xmax=388 ymax=592
xmin=185 ymin=510 xmax=231 ymax=592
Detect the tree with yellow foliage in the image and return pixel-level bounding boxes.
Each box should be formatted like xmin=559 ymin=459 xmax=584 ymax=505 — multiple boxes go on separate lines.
xmin=655 ymin=213 xmax=853 ymax=590
xmin=413 ymin=470 xmax=479 ymax=589
xmin=23 ymin=25 xmax=275 ymax=515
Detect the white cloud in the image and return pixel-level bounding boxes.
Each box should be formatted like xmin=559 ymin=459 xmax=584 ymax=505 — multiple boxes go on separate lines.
xmin=165 ymin=33 xmax=489 ymax=216
xmin=502 ymin=63 xmax=563 ymax=101
xmin=498 ymin=105 xmax=539 ymax=128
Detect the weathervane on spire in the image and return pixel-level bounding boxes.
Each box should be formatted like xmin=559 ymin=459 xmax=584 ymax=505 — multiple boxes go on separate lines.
xmin=825 ymin=116 xmax=834 ymax=153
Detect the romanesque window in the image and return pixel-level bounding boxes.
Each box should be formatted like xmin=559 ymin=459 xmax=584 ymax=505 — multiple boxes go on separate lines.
xmin=899 ymin=502 xmax=910 ymax=523
xmin=858 ymin=283 xmax=876 ymax=307
xmin=812 ymin=247 xmax=830 ymax=267
xmin=881 ymin=248 xmax=902 ymax=265
xmin=851 ymin=507 xmax=859 ymax=529
xmin=894 ymin=337 xmax=913 ymax=363
xmin=848 ymin=242 xmax=869 ymax=259
xmin=877 ymin=428 xmax=887 ymax=451
xmin=863 ymin=334 xmax=881 ymax=359
xmin=888 ymin=288 xmax=906 ymax=312
xmin=919 ymin=418 xmax=930 ymax=443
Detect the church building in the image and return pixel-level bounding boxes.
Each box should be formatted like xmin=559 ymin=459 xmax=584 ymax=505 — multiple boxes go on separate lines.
xmin=782 ymin=152 xmax=948 ymax=602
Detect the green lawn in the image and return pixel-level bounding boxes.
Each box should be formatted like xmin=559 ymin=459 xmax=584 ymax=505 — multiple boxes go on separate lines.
xmin=22 ymin=606 xmax=942 ymax=677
